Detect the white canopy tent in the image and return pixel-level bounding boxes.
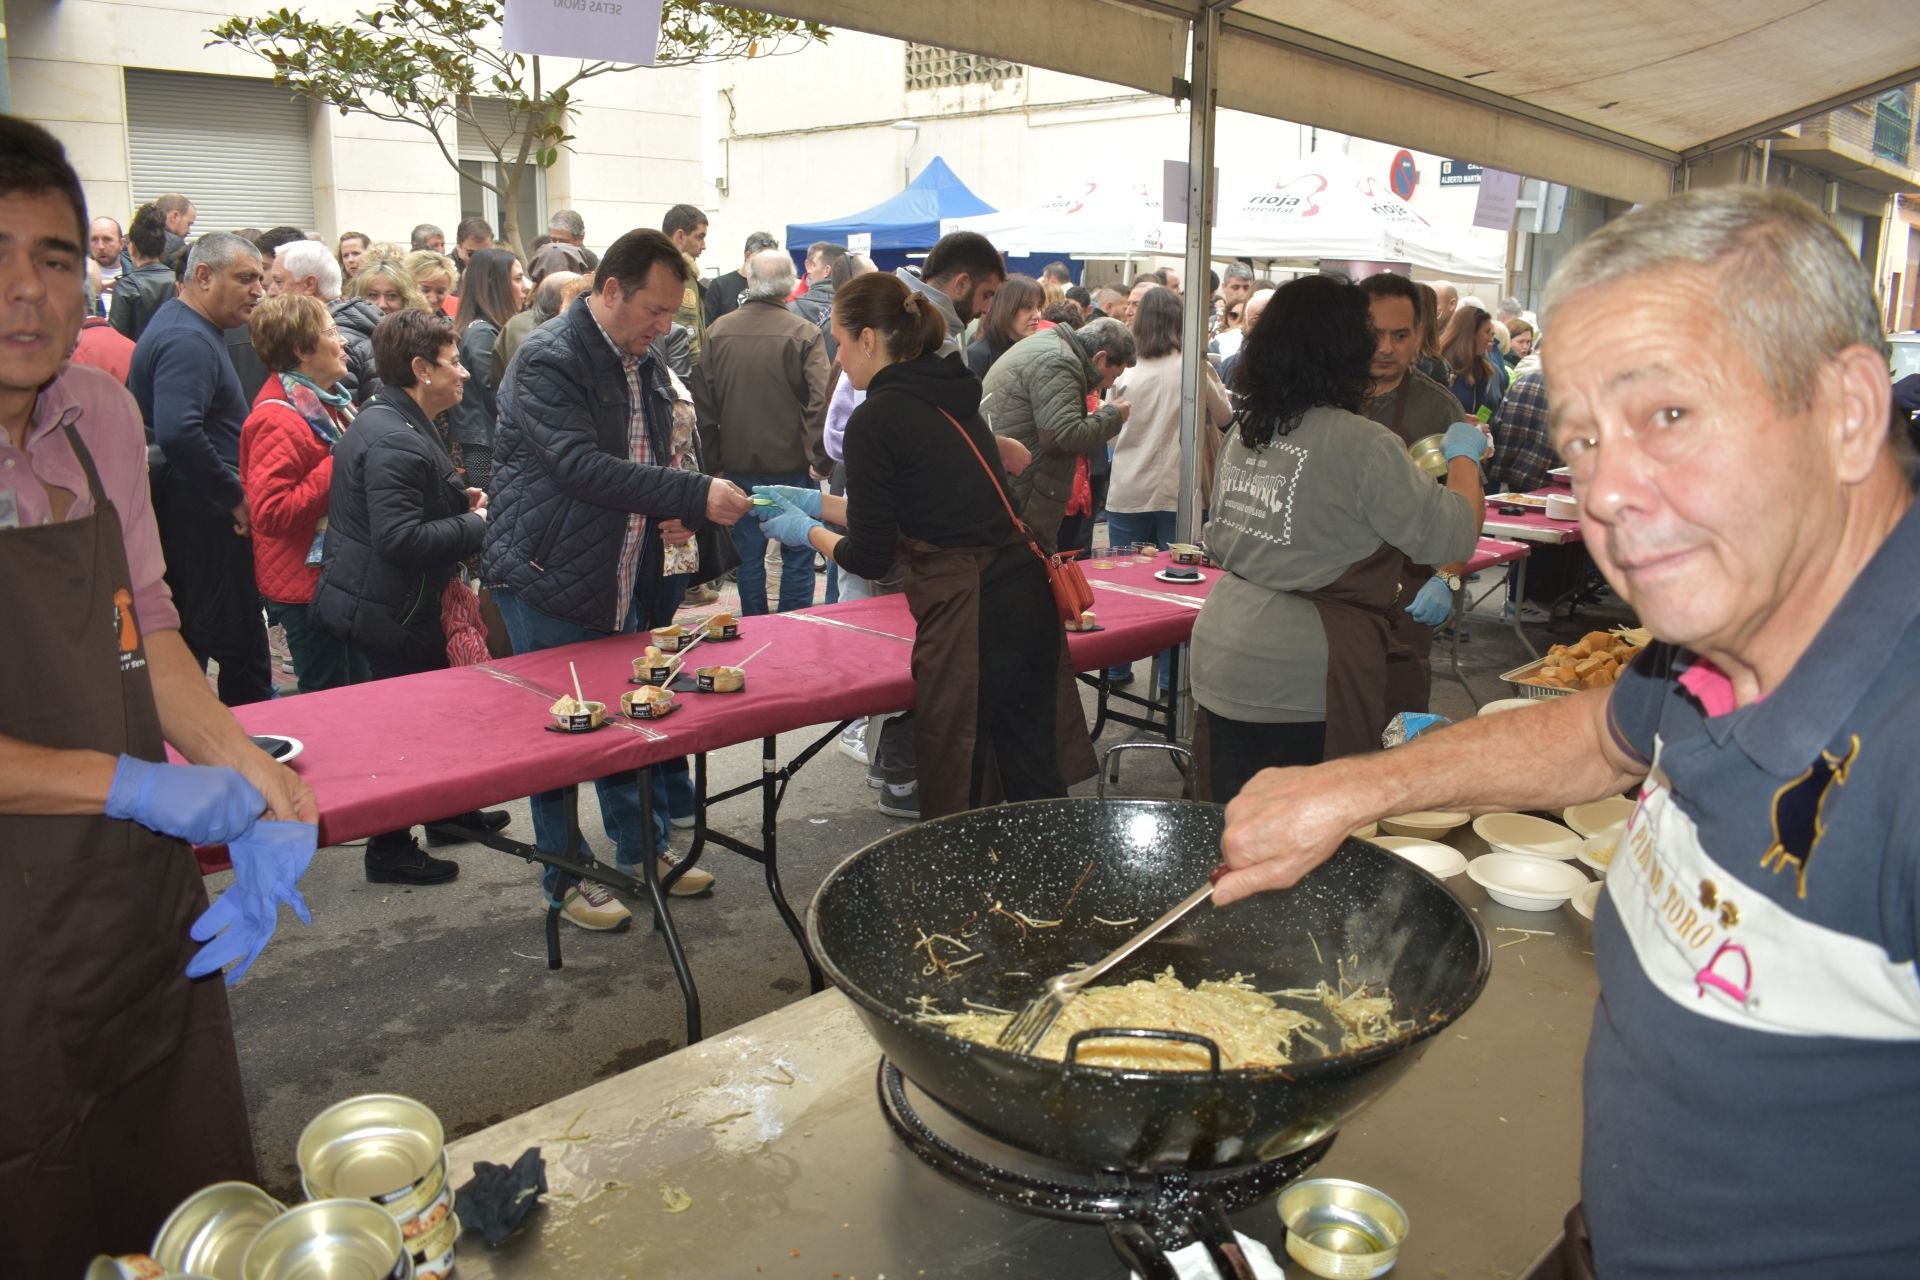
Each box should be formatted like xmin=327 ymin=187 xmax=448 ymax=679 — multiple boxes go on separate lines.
xmin=947 ymin=153 xmax=1504 ymax=277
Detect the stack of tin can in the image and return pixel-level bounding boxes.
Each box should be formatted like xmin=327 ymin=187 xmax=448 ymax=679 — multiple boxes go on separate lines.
xmin=84 ymin=1093 xmax=458 ymax=1280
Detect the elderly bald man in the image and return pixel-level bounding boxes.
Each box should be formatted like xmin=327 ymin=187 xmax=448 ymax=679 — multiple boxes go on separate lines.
xmin=690 ymin=248 xmax=833 ymax=614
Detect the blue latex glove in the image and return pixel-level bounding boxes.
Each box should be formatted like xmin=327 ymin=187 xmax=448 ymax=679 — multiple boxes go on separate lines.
xmin=755 ymin=491 xmax=822 ymax=548
xmin=1441 ymin=421 xmax=1490 ymax=464
xmin=105 ymin=754 xmax=264 ymax=845
xmin=186 ymin=820 xmax=317 ymax=986
xmin=751 ymin=484 xmax=822 ymax=519
xmin=1405 ymin=576 xmax=1455 ymax=626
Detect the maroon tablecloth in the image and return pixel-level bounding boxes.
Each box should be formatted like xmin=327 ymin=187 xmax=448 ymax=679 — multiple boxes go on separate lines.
xmin=220 ymin=558 xmax=1209 ymax=847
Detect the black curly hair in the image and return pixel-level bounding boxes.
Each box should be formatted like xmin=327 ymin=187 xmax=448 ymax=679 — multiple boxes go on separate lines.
xmin=1231 ymin=273 xmax=1375 ymax=450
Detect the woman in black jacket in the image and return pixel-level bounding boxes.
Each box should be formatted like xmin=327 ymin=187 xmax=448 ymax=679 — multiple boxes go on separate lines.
xmin=312 ymin=308 xmax=504 ymax=882
xmin=962 ymin=274 xmax=1044 ymax=379
xmin=446 ymin=248 xmax=527 ymax=488
xmin=754 ymin=272 xmax=1093 ymax=820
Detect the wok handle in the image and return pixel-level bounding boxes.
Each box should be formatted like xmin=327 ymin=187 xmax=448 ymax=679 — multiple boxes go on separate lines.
xmin=1099 ymin=741 xmax=1196 ymax=799
xmin=1064 ymin=1026 xmax=1225 ymax=1077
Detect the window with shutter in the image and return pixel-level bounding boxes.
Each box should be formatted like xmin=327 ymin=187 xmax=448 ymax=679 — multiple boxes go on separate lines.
xmin=123 ymin=69 xmax=316 ymax=231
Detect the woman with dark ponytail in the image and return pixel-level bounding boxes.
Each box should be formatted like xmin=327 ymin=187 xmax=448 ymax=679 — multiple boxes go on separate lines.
xmin=750 ymin=272 xmax=1095 ymax=819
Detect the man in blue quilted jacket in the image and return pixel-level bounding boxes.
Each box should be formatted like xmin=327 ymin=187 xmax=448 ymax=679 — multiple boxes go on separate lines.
xmin=483 ymin=228 xmax=753 ymax=931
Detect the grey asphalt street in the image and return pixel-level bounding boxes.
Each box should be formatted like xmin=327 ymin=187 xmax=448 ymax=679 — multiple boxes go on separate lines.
xmin=221 ymin=571 xmax=1627 ymax=1204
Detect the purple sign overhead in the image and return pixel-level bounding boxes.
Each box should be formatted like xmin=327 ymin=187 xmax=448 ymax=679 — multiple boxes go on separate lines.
xmin=1473 ymin=169 xmax=1523 ymax=231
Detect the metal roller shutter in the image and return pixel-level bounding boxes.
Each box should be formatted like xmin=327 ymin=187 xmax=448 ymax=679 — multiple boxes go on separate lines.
xmin=124 ymin=68 xmax=316 ymax=232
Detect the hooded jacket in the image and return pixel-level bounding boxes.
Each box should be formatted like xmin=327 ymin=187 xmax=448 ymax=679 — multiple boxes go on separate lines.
xmin=979 ymin=326 xmax=1125 ymax=551
xmin=329 ymin=297 xmax=385 ymax=406
xmin=832 ymin=353 xmax=1017 ymax=583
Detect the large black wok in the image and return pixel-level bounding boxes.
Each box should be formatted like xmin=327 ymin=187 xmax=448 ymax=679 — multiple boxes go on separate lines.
xmin=808 ymin=798 xmax=1489 ymax=1173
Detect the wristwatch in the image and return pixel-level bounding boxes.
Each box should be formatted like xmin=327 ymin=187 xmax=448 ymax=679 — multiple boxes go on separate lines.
xmin=1439 ymin=572 xmax=1462 ymax=591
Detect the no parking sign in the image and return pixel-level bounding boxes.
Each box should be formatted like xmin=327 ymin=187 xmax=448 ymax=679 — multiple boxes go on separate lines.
xmin=1389 ymin=149 xmax=1418 ymax=200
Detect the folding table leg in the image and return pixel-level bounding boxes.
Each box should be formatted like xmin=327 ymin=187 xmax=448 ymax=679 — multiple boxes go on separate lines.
xmin=636 ymin=766 xmax=702 ymax=1045
xmin=756 ymin=735 xmax=825 ymax=993
xmin=546 ymin=782 xmax=582 ymax=971
xmin=1445 ymin=583 xmax=1482 ymax=710
xmin=1506 ymin=560 xmax=1540 ymax=658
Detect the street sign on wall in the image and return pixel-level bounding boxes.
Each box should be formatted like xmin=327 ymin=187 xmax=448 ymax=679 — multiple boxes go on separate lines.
xmin=1439 ymin=160 xmax=1482 ymax=186
xmin=1389 ymin=149 xmax=1418 ymax=200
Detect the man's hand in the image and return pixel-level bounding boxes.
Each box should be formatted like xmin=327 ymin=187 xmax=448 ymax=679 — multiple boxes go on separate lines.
xmin=1109 ymin=398 xmax=1132 ymax=425
xmin=705 ymin=478 xmax=753 ymax=526
xmin=659 ymin=518 xmax=696 ymax=547
xmin=1215 ymin=761 xmax=1368 ymax=904
xmin=996 ymin=437 xmax=1033 ymax=477
xmin=465 ymin=487 xmax=488 ymax=514
xmin=230 ymin=498 xmax=251 ymax=537
xmin=231 ymin=749 xmax=319 ymax=826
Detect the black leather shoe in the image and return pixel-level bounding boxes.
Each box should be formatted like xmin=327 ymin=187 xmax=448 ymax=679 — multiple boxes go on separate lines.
xmin=366 ymin=839 xmax=460 ymax=884
xmin=425 ymin=809 xmax=510 ymax=846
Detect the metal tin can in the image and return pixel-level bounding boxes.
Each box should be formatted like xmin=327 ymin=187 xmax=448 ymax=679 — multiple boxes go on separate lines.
xmin=1276 ymin=1177 xmax=1408 ymax=1280
xmin=152 ymin=1181 xmax=286 ymax=1280
xmin=85 ymin=1257 xmax=167 ymax=1280
xmin=298 ymin=1094 xmax=453 ymax=1277
xmin=409 ymin=1210 xmax=460 ymax=1280
xmin=240 ymin=1199 xmax=411 ymax=1280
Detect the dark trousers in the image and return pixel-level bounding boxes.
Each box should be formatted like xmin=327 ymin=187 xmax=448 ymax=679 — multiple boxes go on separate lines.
xmin=1201 ymin=708 xmax=1327 ymax=804
xmin=266 ymin=598 xmax=369 ymax=693
xmin=970 ymin=562 xmax=1068 ymax=807
xmin=154 ymin=474 xmax=273 ymax=706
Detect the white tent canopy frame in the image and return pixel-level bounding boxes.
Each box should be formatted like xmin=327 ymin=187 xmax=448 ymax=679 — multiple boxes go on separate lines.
xmin=949 ymin=152 xmax=1507 ymax=278
xmin=756 ymin=0 xmax=1920 ymax=683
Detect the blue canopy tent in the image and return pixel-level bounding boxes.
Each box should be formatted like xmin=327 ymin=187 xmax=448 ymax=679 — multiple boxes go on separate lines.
xmin=785 ymin=156 xmax=995 ymax=272
xmin=784 ymin=157 xmax=1084 ymax=284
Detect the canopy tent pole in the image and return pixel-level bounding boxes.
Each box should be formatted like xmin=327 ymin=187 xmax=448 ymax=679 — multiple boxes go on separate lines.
xmin=1172 ymin=2 xmax=1227 ymax=744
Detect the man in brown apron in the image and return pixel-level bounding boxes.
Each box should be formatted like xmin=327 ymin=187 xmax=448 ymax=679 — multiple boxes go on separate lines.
xmin=1 ymin=117 xmax=316 ymax=1272
xmin=1359 ymin=272 xmax=1479 ymax=715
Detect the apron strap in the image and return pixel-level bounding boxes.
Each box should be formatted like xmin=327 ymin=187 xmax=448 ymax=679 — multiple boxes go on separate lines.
xmin=60 ymin=423 xmax=110 ymax=509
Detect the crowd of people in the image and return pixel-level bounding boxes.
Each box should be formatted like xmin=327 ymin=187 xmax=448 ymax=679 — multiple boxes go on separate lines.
xmin=13 ymin=100 xmax=1920 ymax=1279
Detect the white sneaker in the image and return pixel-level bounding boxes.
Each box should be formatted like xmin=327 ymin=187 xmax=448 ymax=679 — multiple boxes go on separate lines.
xmin=558 ymin=880 xmax=632 ymax=931
xmin=669 ymin=813 xmax=696 ymax=830
xmin=837 ymin=718 xmax=870 ymax=765
xmin=1504 ymin=601 xmax=1551 ymax=625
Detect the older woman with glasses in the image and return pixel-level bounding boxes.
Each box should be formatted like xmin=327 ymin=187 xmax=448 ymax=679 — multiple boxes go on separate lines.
xmin=311 ymin=308 xmax=506 ymax=884
xmin=240 ymin=293 xmax=369 ymax=693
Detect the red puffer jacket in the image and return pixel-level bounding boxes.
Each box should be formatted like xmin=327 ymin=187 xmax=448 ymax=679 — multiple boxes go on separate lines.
xmin=240 ymin=374 xmax=342 ymax=604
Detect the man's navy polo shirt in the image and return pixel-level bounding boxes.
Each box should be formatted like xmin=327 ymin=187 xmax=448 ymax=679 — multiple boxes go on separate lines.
xmin=1588 ymin=492 xmax=1920 ymax=1278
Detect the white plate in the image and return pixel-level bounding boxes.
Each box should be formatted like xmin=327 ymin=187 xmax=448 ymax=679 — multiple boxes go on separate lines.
xmin=1153 ymin=568 xmax=1206 ymax=584
xmin=1373 ymin=836 xmax=1468 ymax=879
xmin=1570 ymin=880 xmax=1604 ymax=920
xmin=1379 ymin=810 xmax=1470 ymax=838
xmin=1476 ymin=697 xmax=1536 ymax=717
xmin=1467 ymin=853 xmax=1587 ymax=911
xmin=1564 ymin=796 xmax=1636 ymax=839
xmin=250 ymin=734 xmax=304 ymax=764
xmin=1576 ymin=833 xmax=1620 ymax=877
xmin=1471 ymin=812 xmax=1582 ymax=860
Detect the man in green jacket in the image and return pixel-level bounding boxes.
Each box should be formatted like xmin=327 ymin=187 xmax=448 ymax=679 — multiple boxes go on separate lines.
xmin=981 ymin=316 xmax=1135 ymax=551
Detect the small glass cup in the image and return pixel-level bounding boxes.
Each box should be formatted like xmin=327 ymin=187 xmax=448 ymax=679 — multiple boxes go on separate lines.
xmin=1090 ymin=542 xmax=1115 ymax=570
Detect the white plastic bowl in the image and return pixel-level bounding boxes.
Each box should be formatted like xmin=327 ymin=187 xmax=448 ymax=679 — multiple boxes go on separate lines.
xmin=1372 ymin=836 xmax=1468 ymax=879
xmin=1576 ymin=833 xmax=1620 ymax=877
xmin=1467 ymin=852 xmax=1588 ymax=910
xmin=1570 ymin=880 xmax=1604 ymax=920
xmin=1546 ymin=493 xmax=1580 ymax=522
xmin=1564 ymin=796 xmax=1636 ymax=839
xmin=1379 ymin=810 xmax=1470 ymax=839
xmin=1471 ymin=812 xmax=1582 ymax=860
xmin=1350 ymin=821 xmax=1379 ymax=840
xmin=1476 ymin=697 xmax=1536 ymax=717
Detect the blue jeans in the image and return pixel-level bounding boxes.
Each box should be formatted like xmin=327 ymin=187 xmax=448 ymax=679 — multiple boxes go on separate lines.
xmin=1104 ymin=510 xmax=1178 ymax=686
xmin=729 ymin=469 xmax=818 ymax=615
xmin=491 ymin=586 xmax=690 ymax=901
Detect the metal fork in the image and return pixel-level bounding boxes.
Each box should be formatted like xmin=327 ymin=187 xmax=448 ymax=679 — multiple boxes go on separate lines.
xmin=995 ymin=865 xmax=1229 ymax=1055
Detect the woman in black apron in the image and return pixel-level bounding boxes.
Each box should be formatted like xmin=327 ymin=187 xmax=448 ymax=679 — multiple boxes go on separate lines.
xmin=751 ymin=272 xmax=1095 ymax=819
xmin=1189 ymin=274 xmax=1485 ymax=801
